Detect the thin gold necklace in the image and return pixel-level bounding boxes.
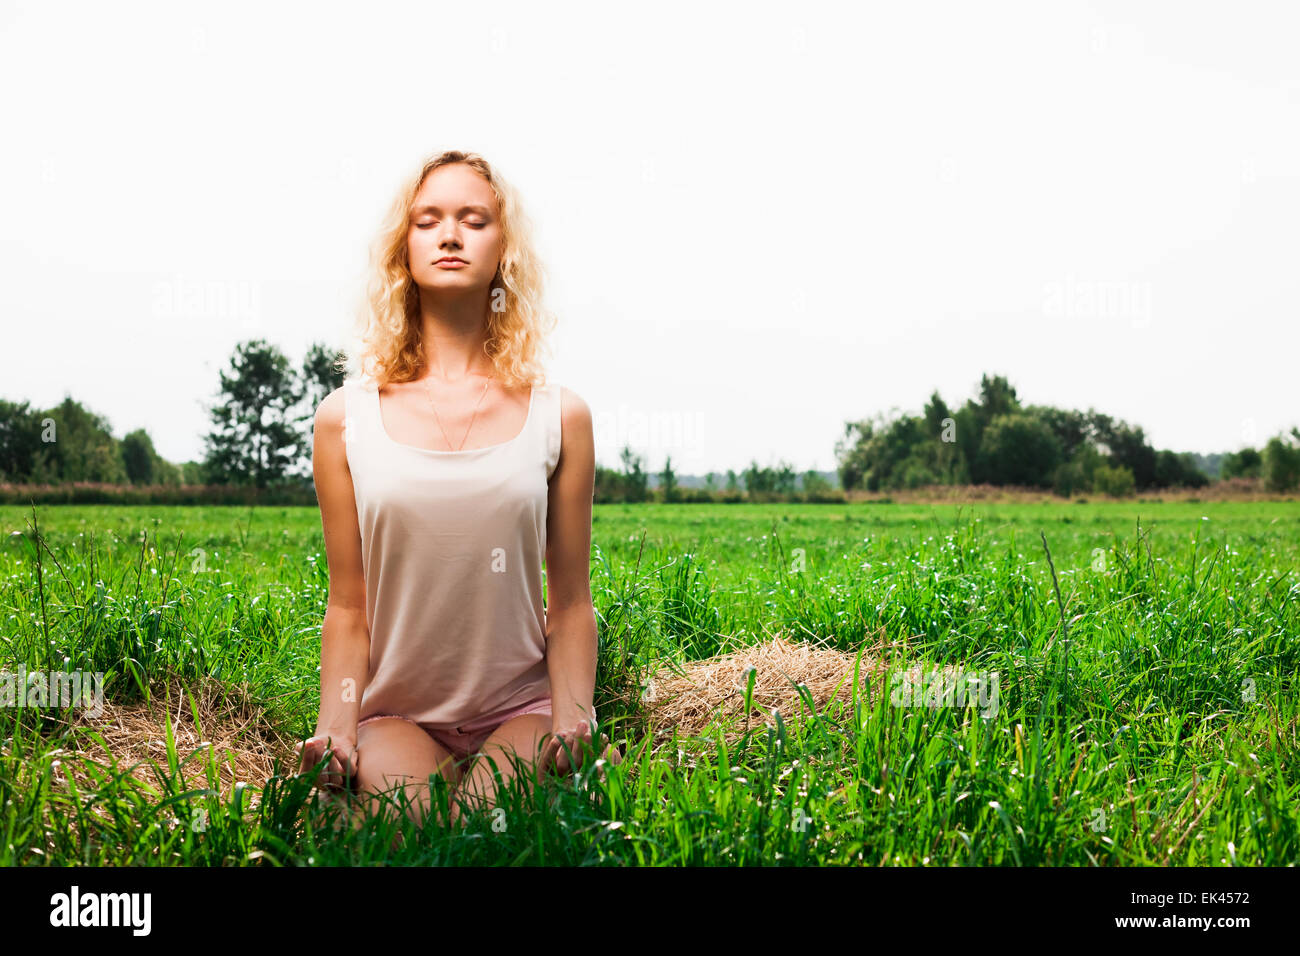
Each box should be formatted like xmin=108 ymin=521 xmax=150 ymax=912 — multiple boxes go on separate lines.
xmin=423 ymin=374 xmax=494 ymax=451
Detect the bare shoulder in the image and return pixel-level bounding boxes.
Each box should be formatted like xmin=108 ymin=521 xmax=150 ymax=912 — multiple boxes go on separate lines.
xmin=555 ymin=386 xmax=594 ymax=478
xmin=557 ymin=385 xmax=592 ymax=431
xmin=315 ymin=383 xmax=347 ymax=429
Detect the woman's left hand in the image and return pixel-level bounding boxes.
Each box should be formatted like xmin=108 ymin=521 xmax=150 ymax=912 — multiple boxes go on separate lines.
xmin=539 ymin=718 xmax=622 ymax=780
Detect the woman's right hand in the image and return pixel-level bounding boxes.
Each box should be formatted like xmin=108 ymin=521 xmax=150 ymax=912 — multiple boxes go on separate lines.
xmin=295 ymin=730 xmax=359 ymax=790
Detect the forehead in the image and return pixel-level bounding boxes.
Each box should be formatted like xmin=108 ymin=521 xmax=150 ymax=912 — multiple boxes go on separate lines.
xmin=413 ymin=163 xmax=496 ymax=207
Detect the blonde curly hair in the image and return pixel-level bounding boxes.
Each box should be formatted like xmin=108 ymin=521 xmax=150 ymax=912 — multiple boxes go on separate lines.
xmin=338 ymin=149 xmax=556 ymax=390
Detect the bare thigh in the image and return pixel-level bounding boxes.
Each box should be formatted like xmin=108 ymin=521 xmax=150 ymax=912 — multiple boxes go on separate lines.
xmin=355 ymin=717 xmax=465 ymax=827
xmin=451 ymin=713 xmax=552 ymax=825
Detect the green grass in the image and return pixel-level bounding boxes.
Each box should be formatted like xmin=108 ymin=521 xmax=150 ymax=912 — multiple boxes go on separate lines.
xmin=0 ymin=499 xmax=1296 ymax=865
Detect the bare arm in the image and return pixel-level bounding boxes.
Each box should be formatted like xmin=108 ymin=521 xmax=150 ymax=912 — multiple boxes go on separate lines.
xmin=544 ymin=387 xmax=599 ymax=736
xmin=298 ymin=385 xmax=371 ymax=781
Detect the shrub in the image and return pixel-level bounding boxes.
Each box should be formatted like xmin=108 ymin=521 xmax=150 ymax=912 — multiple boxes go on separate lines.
xmin=1052 ymin=461 xmax=1086 ymax=497
xmin=1092 ymin=463 xmax=1136 ymax=497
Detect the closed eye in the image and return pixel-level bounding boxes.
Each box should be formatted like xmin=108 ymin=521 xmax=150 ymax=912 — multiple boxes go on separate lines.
xmin=415 ymin=222 xmax=487 ymax=229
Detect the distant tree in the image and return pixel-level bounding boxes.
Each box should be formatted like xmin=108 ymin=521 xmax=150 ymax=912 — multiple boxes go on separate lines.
xmin=1153 ymin=449 xmax=1209 ymax=488
xmin=1221 ymin=447 xmax=1262 ymax=479
xmin=740 ymin=459 xmax=798 ymax=495
xmin=27 ymin=397 xmax=126 ymax=484
xmin=1185 ymin=451 xmax=1224 ymax=480
xmin=835 ymin=372 xmax=1230 ymax=498
xmin=658 ymin=454 xmax=679 ymax=502
xmin=1093 ymin=462 xmax=1136 ymax=497
xmin=897 ymin=456 xmax=942 ymax=489
xmin=773 ymin=460 xmax=798 ymax=494
xmin=922 ymin=390 xmax=952 ymax=438
xmin=120 ymin=429 xmax=157 ymax=485
xmin=801 ymin=470 xmax=831 ymax=494
xmin=301 ymin=342 xmax=347 ymax=419
xmin=1032 ymin=405 xmax=1092 ymax=462
xmin=152 ymin=457 xmax=183 ymax=486
xmin=1055 ymin=442 xmax=1105 ymax=496
xmin=1090 ymin=415 xmax=1157 ymax=490
xmin=0 ymin=399 xmax=44 ymax=483
xmin=725 ymin=469 xmax=739 ymax=492
xmin=834 ymin=418 xmax=872 ymax=490
xmin=925 ymin=390 xmax=956 ymax=442
xmin=202 ymin=339 xmax=307 ymax=489
xmin=975 ymin=373 xmax=1020 ymax=426
xmin=1262 ymin=428 xmax=1300 ymax=492
xmin=952 ymin=404 xmax=983 ymax=483
xmin=2 ymin=397 xmax=179 ymax=488
xmin=742 ymin=459 xmax=770 ymax=493
xmin=975 ymin=412 xmax=1063 ymax=488
xmin=619 ymin=445 xmax=648 ymax=502
xmin=1052 ymin=460 xmax=1087 ymax=497
xmin=836 ymin=409 xmax=930 ymax=491
xmin=593 ymin=463 xmax=621 ymax=502
xmin=920 ymin=390 xmax=967 ymax=484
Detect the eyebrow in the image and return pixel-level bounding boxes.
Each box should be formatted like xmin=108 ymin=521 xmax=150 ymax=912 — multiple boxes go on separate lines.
xmin=411 ymin=204 xmax=493 ymax=217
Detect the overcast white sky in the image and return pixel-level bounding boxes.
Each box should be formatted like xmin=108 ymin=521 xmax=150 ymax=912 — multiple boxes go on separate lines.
xmin=2 ymin=1 xmax=1297 ymax=476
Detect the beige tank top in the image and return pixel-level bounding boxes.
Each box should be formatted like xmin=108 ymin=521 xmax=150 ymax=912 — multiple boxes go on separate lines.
xmin=343 ymin=376 xmax=562 ymax=730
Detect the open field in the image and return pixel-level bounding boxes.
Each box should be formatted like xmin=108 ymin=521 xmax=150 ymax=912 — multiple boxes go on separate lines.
xmin=1 ymin=500 xmax=1297 ymax=865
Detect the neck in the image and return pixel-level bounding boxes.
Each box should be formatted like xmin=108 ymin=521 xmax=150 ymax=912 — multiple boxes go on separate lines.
xmin=415 ymin=285 xmax=494 ymax=382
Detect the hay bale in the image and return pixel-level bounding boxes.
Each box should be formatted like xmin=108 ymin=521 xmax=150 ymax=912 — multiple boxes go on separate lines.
xmin=640 ymin=629 xmax=935 ymax=746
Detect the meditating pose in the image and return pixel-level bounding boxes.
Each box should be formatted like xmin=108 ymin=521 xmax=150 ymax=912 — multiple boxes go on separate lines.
xmin=298 ymin=149 xmax=618 ymax=828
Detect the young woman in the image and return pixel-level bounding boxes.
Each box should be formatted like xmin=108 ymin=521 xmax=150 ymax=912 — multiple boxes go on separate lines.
xmin=297 ymin=149 xmax=618 ymax=829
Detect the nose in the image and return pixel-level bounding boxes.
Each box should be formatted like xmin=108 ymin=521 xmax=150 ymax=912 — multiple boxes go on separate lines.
xmin=436 ymin=220 xmax=464 ymax=249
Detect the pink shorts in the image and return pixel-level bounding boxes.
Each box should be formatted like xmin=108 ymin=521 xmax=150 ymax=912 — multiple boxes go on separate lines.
xmin=357 ymin=696 xmax=555 ymax=764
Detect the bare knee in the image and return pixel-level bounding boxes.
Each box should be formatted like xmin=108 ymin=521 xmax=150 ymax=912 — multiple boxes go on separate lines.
xmin=454 ymin=722 xmax=548 ymax=820
xmin=354 ymin=718 xmax=462 ymax=825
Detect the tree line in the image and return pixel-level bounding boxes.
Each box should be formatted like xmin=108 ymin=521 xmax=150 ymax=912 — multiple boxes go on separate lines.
xmin=0 ymin=340 xmax=340 ymax=499
xmin=2 ymin=350 xmax=1296 ymax=503
xmin=833 ymin=373 xmax=1300 ymax=495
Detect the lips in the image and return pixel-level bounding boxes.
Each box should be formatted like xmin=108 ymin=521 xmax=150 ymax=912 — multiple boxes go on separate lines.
xmin=436 ymin=257 xmax=466 ymax=264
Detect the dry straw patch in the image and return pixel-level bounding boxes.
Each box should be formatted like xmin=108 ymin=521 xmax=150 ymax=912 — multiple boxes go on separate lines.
xmin=51 ymin=675 xmax=298 ymax=808
xmin=639 ymin=630 xmax=963 ymax=748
